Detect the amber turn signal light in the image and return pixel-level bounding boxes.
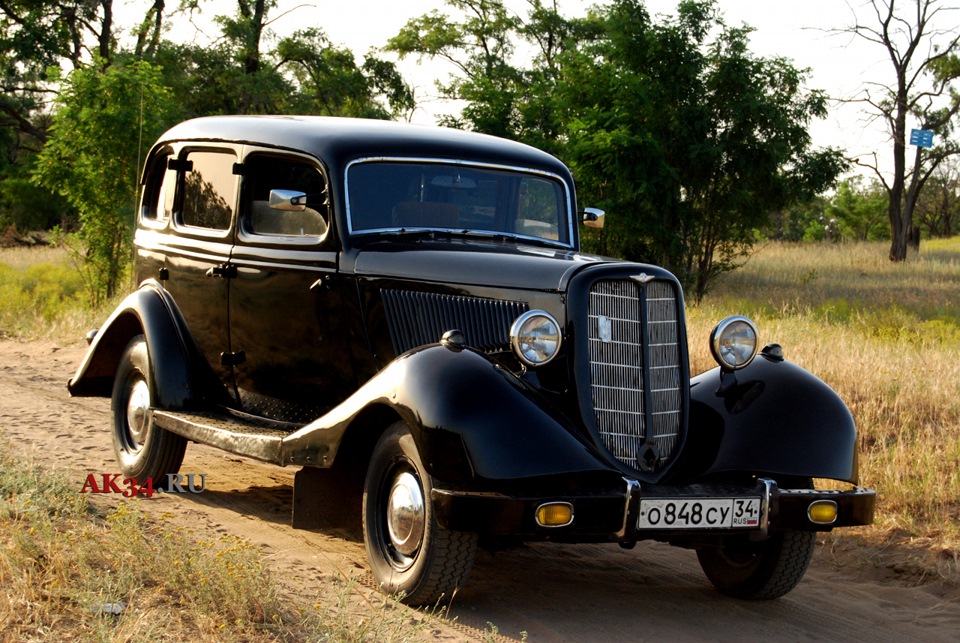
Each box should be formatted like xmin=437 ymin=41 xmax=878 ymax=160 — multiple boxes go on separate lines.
xmin=808 ymin=500 xmax=838 ymax=525
xmin=535 ymin=502 xmax=574 ymax=527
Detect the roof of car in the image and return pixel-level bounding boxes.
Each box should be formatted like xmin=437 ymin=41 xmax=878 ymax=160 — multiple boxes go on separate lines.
xmin=153 ymin=115 xmax=570 ymax=177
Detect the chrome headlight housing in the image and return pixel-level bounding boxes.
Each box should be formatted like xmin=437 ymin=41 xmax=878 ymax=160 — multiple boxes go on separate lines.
xmin=709 ymin=316 xmax=759 ymax=371
xmin=510 ymin=310 xmax=562 ymax=367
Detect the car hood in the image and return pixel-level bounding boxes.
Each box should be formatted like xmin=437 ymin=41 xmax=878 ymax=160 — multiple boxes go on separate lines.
xmin=352 ymin=239 xmax=613 ymax=292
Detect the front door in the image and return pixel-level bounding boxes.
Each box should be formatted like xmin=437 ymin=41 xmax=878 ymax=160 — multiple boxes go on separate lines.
xmin=227 ymin=150 xmax=355 ymax=424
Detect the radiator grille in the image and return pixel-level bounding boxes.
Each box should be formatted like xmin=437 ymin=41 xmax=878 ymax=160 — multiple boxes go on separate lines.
xmin=381 ymin=289 xmax=528 ymax=355
xmin=588 ymin=279 xmax=683 ymax=472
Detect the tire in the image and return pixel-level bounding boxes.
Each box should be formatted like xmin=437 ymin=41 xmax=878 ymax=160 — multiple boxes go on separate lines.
xmin=362 ymin=422 xmax=478 ymax=606
xmin=111 ymin=335 xmax=186 ymax=487
xmin=696 ymin=529 xmax=816 ymax=599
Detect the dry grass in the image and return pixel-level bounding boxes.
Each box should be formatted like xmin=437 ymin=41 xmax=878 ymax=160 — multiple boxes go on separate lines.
xmin=0 ymin=445 xmax=305 ymax=641
xmin=0 ymin=444 xmax=445 ymax=641
xmin=688 ymin=238 xmax=960 ymax=584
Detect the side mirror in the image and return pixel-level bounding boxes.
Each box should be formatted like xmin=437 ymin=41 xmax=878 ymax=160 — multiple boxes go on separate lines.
xmin=269 ymin=189 xmax=307 ymax=212
xmin=582 ymin=207 xmax=605 ymax=229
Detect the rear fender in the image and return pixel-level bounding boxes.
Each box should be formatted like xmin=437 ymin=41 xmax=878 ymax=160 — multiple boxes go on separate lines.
xmin=67 ymin=282 xmax=218 ymax=409
xmin=678 ymin=353 xmax=859 ymax=484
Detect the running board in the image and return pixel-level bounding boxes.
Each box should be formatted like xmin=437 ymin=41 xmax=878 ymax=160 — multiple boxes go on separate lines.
xmin=153 ymin=409 xmax=299 ymax=465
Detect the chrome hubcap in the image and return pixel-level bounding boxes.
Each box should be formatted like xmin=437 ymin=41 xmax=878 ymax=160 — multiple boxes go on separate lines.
xmin=386 ymin=471 xmax=425 ymax=560
xmin=125 ymin=379 xmax=151 ymax=446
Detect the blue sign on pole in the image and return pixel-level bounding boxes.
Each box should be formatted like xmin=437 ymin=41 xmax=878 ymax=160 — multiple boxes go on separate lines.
xmin=910 ymin=129 xmax=934 ymax=148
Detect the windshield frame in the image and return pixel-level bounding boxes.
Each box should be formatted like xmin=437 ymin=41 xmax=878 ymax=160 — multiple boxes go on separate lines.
xmin=344 ymin=157 xmax=576 ymax=250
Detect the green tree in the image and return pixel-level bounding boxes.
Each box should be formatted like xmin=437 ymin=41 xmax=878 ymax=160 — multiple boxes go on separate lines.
xmin=149 ymin=4 xmax=412 ymax=120
xmin=277 ymin=29 xmax=414 ymax=119
xmin=824 ymin=177 xmax=889 ymax=241
xmin=387 ymin=0 xmax=584 ymax=148
xmin=913 ymin=154 xmax=959 ymax=238
xmin=0 ymin=0 xmax=132 ymax=230
xmin=558 ymin=0 xmax=846 ymax=299
xmin=388 ymin=0 xmax=521 ymax=136
xmin=33 ymin=61 xmax=179 ymax=302
xmin=765 ymin=198 xmax=829 ymax=243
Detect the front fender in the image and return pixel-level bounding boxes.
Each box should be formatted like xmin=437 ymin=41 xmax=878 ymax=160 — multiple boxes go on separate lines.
xmin=281 ymin=345 xmax=617 ymax=487
xmin=680 ymin=353 xmax=859 ymax=484
xmin=67 ymin=282 xmax=215 ymax=410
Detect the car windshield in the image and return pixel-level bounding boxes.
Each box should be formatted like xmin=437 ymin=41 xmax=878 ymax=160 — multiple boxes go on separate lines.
xmin=346 ymin=160 xmax=572 ymax=246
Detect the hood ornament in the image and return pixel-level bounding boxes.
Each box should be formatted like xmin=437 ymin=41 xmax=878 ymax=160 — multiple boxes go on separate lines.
xmin=631 ymin=273 xmax=654 ymax=284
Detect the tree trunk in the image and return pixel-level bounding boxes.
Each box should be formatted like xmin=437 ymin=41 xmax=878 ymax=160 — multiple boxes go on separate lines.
xmin=888 ymin=84 xmax=910 ymax=262
xmin=99 ymin=0 xmax=113 ymax=63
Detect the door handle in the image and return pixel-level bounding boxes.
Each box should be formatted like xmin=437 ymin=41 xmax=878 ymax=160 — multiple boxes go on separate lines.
xmin=205 ymin=263 xmax=237 ymax=279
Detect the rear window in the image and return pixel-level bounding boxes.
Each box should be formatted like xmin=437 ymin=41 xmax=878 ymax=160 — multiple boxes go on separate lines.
xmin=180 ymin=150 xmax=237 ymax=231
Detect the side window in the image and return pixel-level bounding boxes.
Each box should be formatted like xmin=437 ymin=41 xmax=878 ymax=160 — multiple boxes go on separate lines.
xmin=139 ymin=150 xmax=175 ymax=224
xmin=180 ymin=150 xmax=237 ymax=231
xmin=241 ymin=154 xmax=329 ymax=238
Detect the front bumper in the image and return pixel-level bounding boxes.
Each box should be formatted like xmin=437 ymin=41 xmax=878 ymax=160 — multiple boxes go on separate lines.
xmin=432 ymin=478 xmax=876 ymax=542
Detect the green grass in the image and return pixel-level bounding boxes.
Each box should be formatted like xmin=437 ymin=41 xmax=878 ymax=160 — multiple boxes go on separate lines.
xmin=0 ymin=244 xmax=108 ymax=341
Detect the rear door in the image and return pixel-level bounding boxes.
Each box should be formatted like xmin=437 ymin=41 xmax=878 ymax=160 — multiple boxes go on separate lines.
xmin=137 ymin=145 xmax=241 ymax=398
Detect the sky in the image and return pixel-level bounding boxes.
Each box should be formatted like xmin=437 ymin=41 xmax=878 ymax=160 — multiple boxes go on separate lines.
xmin=151 ymin=0 xmax=959 ymax=181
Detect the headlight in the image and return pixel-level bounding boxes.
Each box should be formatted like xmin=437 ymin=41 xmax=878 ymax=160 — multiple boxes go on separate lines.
xmin=510 ymin=310 xmax=562 ymax=367
xmin=709 ymin=316 xmax=759 ymax=370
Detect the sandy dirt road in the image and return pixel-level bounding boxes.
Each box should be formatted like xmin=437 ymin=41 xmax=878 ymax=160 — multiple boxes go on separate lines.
xmin=2 ymin=338 xmax=959 ymax=642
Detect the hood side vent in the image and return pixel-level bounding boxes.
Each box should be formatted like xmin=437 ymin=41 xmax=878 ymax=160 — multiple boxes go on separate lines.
xmin=381 ymin=289 xmax=529 ymax=355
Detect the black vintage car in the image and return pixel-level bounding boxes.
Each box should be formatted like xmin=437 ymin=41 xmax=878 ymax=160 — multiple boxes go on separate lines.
xmin=69 ymin=116 xmax=875 ymax=605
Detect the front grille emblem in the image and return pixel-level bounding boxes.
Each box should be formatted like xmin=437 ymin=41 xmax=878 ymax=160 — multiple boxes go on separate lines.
xmin=631 ymin=273 xmax=654 ymax=284
xmin=637 ymin=443 xmax=661 ymax=473
xmin=598 ymin=315 xmax=612 ymax=343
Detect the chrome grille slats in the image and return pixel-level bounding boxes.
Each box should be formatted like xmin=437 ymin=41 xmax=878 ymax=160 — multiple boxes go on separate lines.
xmin=587 ymin=278 xmax=683 ymax=472
xmin=381 ymin=289 xmax=528 ymax=355
xmin=645 ymin=280 xmax=683 ymax=457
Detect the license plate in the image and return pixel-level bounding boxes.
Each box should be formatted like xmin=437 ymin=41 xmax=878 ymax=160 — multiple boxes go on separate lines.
xmin=638 ymin=498 xmax=761 ymax=530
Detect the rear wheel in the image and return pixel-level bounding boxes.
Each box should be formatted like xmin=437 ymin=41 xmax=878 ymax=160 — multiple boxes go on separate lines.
xmin=111 ymin=335 xmax=186 ymax=486
xmin=362 ymin=422 xmax=478 ymax=606
xmin=696 ymin=529 xmax=815 ymax=599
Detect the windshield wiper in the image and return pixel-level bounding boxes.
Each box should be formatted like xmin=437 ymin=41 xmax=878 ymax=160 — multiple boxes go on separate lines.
xmin=379 ymin=228 xmax=565 ymax=249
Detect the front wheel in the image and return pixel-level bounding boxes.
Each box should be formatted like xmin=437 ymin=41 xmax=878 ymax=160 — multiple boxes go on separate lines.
xmin=111 ymin=335 xmax=186 ymax=486
xmin=362 ymin=422 xmax=478 ymax=606
xmin=696 ymin=529 xmax=815 ymax=599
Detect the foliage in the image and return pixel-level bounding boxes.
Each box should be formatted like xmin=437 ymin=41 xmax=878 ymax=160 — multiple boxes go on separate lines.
xmin=822 ymin=177 xmax=889 ymax=242
xmin=557 ymin=0 xmax=847 ymax=299
xmin=0 ymin=1 xmax=98 ymax=231
xmin=388 ymin=0 xmax=523 ymax=137
xmin=277 ymin=29 xmax=415 ymax=119
xmin=914 ymin=155 xmax=960 ymax=238
xmin=32 ymin=60 xmax=180 ymax=303
xmin=3 ymin=0 xmax=854 ymax=301
xmin=388 ymin=0 xmax=587 ymax=153
xmin=0 ymin=0 xmax=95 ymax=142
xmin=148 ymin=40 xmax=293 ymax=117
xmin=0 ymin=150 xmax=70 ymax=232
